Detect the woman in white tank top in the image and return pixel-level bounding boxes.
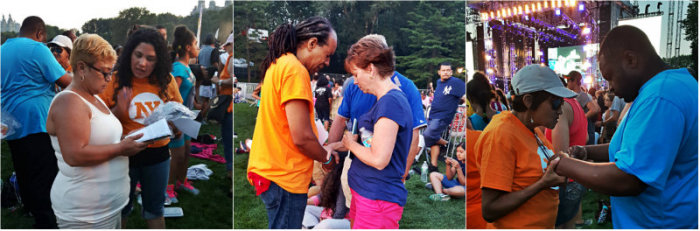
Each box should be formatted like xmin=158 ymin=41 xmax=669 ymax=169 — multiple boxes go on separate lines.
xmin=45 ymin=34 xmax=148 ymax=228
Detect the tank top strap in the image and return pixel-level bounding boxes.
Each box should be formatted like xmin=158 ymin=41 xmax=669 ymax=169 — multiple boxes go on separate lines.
xmin=52 ymin=90 xmax=109 ymax=117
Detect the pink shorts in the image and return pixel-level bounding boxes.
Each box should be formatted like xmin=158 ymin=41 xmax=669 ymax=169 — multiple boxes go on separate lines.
xmin=349 ymin=188 xmax=404 ymax=229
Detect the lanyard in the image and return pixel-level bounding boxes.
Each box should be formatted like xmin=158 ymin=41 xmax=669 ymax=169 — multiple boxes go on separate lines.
xmin=534 ymin=134 xmax=552 ymax=160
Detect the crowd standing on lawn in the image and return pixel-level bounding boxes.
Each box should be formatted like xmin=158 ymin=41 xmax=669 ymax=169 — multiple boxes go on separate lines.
xmin=1 ymin=16 xmax=234 ymax=229
xmin=245 ymin=16 xmax=466 ymax=229
xmin=466 ymin=25 xmax=698 ymax=229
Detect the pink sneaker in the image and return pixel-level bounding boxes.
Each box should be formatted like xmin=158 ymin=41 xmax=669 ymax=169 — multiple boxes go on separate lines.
xmin=166 ymin=184 xmax=178 ymax=204
xmin=176 ymin=179 xmax=200 ymax=195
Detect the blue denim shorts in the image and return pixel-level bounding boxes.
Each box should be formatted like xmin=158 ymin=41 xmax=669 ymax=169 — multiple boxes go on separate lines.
xmin=423 ymin=118 xmax=451 ymax=147
xmin=441 ymin=174 xmax=464 ymax=189
xmin=122 ymin=153 xmax=170 ymax=220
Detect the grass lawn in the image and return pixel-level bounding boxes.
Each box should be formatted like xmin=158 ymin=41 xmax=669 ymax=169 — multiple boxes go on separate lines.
xmin=233 ymin=103 xmax=465 ymax=229
xmin=1 ymin=122 xmax=232 ymax=229
xmin=579 ymin=190 xmax=613 ymax=229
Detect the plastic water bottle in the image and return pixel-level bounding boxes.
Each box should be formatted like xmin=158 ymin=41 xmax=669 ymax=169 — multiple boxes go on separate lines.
xmin=359 ymin=127 xmax=373 ymax=147
xmin=597 ymin=204 xmax=608 ymax=224
xmin=421 ymin=161 xmax=429 ymax=183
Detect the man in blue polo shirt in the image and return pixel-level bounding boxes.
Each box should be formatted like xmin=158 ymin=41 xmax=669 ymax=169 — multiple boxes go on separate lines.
xmin=552 ymin=25 xmax=698 ymax=228
xmin=1 ymin=16 xmax=72 ymax=229
xmin=424 ymin=62 xmax=466 ymax=172
xmin=329 ymin=70 xmax=427 ymax=176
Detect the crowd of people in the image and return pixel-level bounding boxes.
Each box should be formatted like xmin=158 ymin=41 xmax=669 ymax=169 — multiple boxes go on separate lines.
xmin=1 ymin=16 xmax=234 ymax=228
xmin=466 ymin=25 xmax=698 ymax=229
xmin=244 ymin=16 xmax=466 ymax=229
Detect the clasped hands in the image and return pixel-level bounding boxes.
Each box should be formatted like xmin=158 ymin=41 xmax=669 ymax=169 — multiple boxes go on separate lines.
xmin=320 ymin=131 xmax=360 ymax=171
xmin=539 ymin=145 xmax=588 ymax=189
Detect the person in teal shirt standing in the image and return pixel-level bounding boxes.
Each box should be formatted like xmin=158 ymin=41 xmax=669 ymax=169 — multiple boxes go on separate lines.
xmin=167 ymin=25 xmax=201 ymax=204
xmin=552 ymin=25 xmax=698 ymax=229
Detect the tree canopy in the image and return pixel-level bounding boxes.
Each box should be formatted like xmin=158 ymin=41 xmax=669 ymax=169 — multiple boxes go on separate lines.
xmin=81 ymin=6 xmax=232 ymax=48
xmin=234 ymin=1 xmax=466 ymax=89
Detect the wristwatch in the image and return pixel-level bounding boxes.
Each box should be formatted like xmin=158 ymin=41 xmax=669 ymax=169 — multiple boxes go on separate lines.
xmin=218 ymin=80 xmax=223 ymax=86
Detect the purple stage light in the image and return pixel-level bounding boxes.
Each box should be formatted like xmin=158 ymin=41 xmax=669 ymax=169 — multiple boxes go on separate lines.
xmin=555 ymin=8 xmax=561 ymax=16
xmin=578 ymin=3 xmax=584 ymax=12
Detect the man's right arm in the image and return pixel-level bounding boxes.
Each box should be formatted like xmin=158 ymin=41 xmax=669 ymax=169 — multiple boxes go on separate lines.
xmin=55 ymin=73 xmax=72 ymax=88
xmin=570 ymin=143 xmax=610 ymax=162
xmin=285 ymin=99 xmax=328 ymax=162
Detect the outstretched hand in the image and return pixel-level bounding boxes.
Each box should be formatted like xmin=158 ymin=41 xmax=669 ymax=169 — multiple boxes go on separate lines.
xmin=568 ymin=145 xmax=587 ymax=160
xmin=321 ymin=142 xmax=342 ymax=171
xmin=540 ymin=157 xmax=566 ymax=188
xmin=113 ymin=87 xmax=132 ymax=118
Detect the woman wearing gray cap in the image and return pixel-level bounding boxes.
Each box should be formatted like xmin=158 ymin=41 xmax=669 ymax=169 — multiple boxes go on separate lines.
xmin=474 ymin=64 xmax=577 ymax=228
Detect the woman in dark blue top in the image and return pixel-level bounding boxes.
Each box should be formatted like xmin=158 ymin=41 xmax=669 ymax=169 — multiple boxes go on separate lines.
xmin=340 ymin=34 xmax=412 ymax=229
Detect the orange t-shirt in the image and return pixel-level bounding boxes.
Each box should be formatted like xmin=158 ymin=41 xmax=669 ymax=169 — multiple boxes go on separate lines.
xmin=467 ymin=129 xmax=487 ymax=229
xmin=99 ymin=73 xmax=183 ymax=147
xmin=219 ymin=55 xmax=234 ymax=113
xmin=475 ymin=111 xmax=559 ymax=229
xmin=247 ymin=53 xmax=317 ymax=194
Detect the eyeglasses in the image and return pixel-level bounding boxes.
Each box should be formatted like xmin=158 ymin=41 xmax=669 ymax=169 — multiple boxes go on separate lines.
xmin=84 ymin=62 xmax=113 ymax=81
xmin=550 ymin=97 xmax=563 ymax=110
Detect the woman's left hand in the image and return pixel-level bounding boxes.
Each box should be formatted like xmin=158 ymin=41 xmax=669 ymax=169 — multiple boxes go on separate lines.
xmin=341 ymin=131 xmax=358 ymax=150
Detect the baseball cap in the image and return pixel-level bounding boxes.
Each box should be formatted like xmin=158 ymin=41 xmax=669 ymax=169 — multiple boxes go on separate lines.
xmin=221 ymin=33 xmax=233 ymax=49
xmin=48 ymin=35 xmax=73 ymax=51
xmin=511 ymin=64 xmax=577 ymax=98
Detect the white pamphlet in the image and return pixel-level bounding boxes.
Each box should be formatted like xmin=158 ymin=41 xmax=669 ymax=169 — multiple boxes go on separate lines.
xmin=126 ymin=119 xmax=172 ymax=142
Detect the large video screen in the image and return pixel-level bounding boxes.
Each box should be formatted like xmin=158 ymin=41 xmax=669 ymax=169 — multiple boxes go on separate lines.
xmin=547 ymin=44 xmax=599 ymax=78
xmin=618 ymin=15 xmax=662 ymax=58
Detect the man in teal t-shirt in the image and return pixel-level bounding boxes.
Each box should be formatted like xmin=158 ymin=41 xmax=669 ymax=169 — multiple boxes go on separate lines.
xmin=552 ymin=25 xmax=698 ymax=228
xmin=1 ymin=16 xmax=72 ymax=228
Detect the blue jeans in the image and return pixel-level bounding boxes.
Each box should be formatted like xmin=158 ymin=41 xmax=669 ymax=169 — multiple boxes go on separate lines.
xmin=260 ymin=182 xmax=307 ymax=229
xmin=222 ymin=112 xmax=233 ymax=171
xmin=122 ymin=156 xmax=170 ymax=220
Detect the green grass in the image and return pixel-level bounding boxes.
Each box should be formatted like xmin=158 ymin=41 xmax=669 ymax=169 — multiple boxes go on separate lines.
xmin=1 ymin=123 xmax=232 ymax=229
xmin=580 ymin=190 xmax=613 ymax=229
xmin=233 ymin=103 xmax=465 ymax=229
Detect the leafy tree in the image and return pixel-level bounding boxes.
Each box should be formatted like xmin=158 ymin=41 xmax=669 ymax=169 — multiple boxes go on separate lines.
xmin=397 ymin=1 xmax=465 ymax=88
xmin=234 ymin=1 xmax=270 ymax=82
xmin=1 ymin=31 xmax=17 ymax=44
xmin=680 ymin=0 xmax=697 ymax=74
xmin=82 ymin=18 xmax=114 ymax=43
xmin=233 ymin=1 xmax=466 ymax=89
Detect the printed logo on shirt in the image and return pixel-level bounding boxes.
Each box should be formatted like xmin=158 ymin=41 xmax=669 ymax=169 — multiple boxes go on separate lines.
xmin=315 ymin=88 xmax=327 ymax=96
xmin=128 ymin=92 xmax=164 ymax=124
xmin=443 ymin=86 xmax=452 ymax=95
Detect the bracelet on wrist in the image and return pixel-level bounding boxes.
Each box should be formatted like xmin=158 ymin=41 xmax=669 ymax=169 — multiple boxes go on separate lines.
xmin=323 ymin=155 xmax=333 ymax=165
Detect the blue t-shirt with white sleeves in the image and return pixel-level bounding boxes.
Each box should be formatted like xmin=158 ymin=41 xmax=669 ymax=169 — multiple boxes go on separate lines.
xmin=1 ymin=37 xmax=66 ymax=140
xmin=430 ymin=76 xmax=465 ymax=121
xmin=608 ymin=68 xmax=698 ymax=228
xmin=347 ymin=89 xmax=412 ymax=206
